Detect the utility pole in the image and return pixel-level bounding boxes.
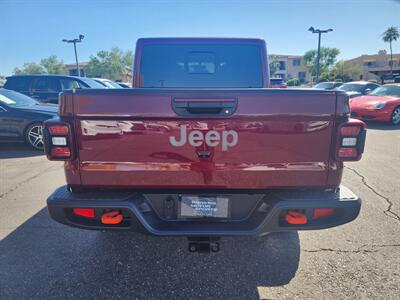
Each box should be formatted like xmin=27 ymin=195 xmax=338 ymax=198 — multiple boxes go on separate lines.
xmin=62 ymin=34 xmax=85 ymax=76
xmin=308 ymin=27 xmax=333 ymax=82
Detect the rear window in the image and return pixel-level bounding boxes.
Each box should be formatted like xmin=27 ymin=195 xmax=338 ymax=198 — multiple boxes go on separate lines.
xmin=31 ymin=77 xmax=60 ymax=92
xmin=4 ymin=77 xmax=32 ymax=91
xmin=0 ymin=89 xmax=38 ymax=107
xmin=139 ymin=44 xmax=263 ymax=88
xmin=60 ymin=78 xmax=82 ymax=90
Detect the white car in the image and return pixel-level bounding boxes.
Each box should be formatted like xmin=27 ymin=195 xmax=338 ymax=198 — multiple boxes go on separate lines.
xmin=92 ymin=78 xmax=123 ymax=88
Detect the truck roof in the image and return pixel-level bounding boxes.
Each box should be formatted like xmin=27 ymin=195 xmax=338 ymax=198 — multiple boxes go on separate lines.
xmin=136 ymin=37 xmax=266 ymax=45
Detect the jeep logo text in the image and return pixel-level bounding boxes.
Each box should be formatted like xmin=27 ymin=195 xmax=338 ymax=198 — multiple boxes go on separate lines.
xmin=169 ymin=125 xmax=238 ymax=151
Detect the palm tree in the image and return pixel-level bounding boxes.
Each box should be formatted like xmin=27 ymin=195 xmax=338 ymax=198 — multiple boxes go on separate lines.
xmin=382 ymin=26 xmax=399 ymax=74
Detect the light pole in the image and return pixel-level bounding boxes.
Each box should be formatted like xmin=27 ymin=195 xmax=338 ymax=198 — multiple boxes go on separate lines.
xmin=308 ymin=27 xmax=333 ymax=82
xmin=62 ymin=34 xmax=84 ymax=76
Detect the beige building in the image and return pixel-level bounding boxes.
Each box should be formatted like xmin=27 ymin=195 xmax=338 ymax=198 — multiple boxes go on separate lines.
xmin=345 ymin=50 xmax=400 ymax=82
xmin=269 ymin=54 xmax=311 ymax=83
xmin=65 ymin=62 xmax=89 ymax=77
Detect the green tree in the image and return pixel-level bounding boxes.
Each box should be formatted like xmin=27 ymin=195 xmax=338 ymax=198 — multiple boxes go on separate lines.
xmin=14 ymin=62 xmax=45 ymax=74
xmin=0 ymin=74 xmax=5 ymax=87
xmin=303 ymin=47 xmax=340 ymax=81
xmin=286 ymin=78 xmax=300 ymax=86
xmin=319 ymin=70 xmax=333 ymax=82
xmin=332 ymin=61 xmax=362 ymax=82
xmin=86 ymin=48 xmax=134 ymax=80
xmin=122 ymin=50 xmax=134 ymax=67
xmin=382 ymin=26 xmax=399 ymax=74
xmin=40 ymin=55 xmax=67 ymax=74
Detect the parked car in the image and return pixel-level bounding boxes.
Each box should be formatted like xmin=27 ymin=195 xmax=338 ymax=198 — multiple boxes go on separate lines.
xmin=93 ymin=78 xmax=123 ymax=88
xmin=313 ymin=82 xmax=343 ymax=90
xmin=116 ymin=82 xmax=132 ymax=88
xmin=44 ymin=38 xmax=365 ymax=253
xmin=270 ymin=78 xmax=287 ymax=88
xmin=4 ymin=75 xmax=106 ymax=104
xmin=350 ymin=84 xmax=400 ymax=125
xmin=337 ymin=81 xmax=379 ymax=98
xmin=0 ymin=88 xmax=57 ymax=149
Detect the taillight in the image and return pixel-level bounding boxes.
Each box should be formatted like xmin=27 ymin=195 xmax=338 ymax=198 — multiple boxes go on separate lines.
xmin=313 ymin=208 xmax=336 ymax=219
xmin=51 ymin=147 xmax=71 ymax=158
xmin=48 ymin=125 xmax=69 ymax=135
xmin=337 ymin=119 xmax=366 ymax=161
xmin=43 ymin=120 xmax=74 ymax=160
xmin=73 ymin=208 xmax=95 ymax=218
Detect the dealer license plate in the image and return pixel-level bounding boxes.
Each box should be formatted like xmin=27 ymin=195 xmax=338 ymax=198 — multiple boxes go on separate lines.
xmin=179 ymin=195 xmax=230 ymax=218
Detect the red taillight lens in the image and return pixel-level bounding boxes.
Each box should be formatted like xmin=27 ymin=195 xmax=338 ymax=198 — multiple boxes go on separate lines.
xmin=313 ymin=208 xmax=336 ymax=219
xmin=51 ymin=147 xmax=71 ymax=158
xmin=340 ymin=126 xmax=360 ymax=136
xmin=44 ymin=121 xmax=74 ymax=161
xmin=73 ymin=208 xmax=95 ymax=218
xmin=48 ymin=125 xmax=69 ymax=135
xmin=338 ymin=147 xmax=358 ymax=158
xmin=337 ymin=119 xmax=366 ymax=161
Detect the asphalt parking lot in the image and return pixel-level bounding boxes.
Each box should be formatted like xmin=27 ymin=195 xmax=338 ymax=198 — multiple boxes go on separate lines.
xmin=0 ymin=122 xmax=399 ymax=299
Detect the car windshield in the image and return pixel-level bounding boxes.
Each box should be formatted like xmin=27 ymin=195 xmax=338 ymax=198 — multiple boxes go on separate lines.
xmin=0 ymin=89 xmax=38 ymax=107
xmin=369 ymin=85 xmax=400 ymax=97
xmin=314 ymin=82 xmax=334 ymax=89
xmin=338 ymin=83 xmax=365 ymax=92
xmin=79 ymin=78 xmax=107 ymax=88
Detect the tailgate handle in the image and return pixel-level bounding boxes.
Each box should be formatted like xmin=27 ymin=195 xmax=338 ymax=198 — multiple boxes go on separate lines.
xmin=172 ymin=97 xmax=237 ymax=117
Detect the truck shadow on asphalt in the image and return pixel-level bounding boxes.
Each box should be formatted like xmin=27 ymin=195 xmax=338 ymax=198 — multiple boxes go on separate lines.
xmin=0 ymin=143 xmax=44 ymax=158
xmin=0 ymin=209 xmax=300 ymax=299
xmin=365 ymin=121 xmax=400 ymax=131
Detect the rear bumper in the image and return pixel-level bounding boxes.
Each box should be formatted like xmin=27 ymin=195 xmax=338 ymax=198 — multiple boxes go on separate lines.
xmin=47 ymin=186 xmax=361 ymax=236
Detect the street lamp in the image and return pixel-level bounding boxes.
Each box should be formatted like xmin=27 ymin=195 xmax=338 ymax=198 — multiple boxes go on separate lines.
xmin=62 ymin=34 xmax=84 ymax=77
xmin=308 ymin=27 xmax=333 ymax=82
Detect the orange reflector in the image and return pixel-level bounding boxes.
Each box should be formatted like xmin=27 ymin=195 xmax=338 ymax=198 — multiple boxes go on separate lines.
xmin=73 ymin=208 xmax=95 ymax=218
xmin=49 ymin=125 xmax=69 ymax=135
xmin=51 ymin=147 xmax=71 ymax=157
xmin=101 ymin=210 xmax=123 ymax=225
xmin=340 ymin=126 xmax=360 ymax=136
xmin=285 ymin=210 xmax=308 ymax=225
xmin=338 ymin=147 xmax=357 ymax=158
xmin=313 ymin=208 xmax=336 ymax=219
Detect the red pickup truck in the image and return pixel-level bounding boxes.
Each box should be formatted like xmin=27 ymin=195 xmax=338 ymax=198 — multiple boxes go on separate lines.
xmin=44 ymin=38 xmax=366 ymax=251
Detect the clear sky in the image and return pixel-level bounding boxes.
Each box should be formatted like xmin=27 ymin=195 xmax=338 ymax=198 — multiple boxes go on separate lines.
xmin=1 ymin=0 xmax=399 ymax=75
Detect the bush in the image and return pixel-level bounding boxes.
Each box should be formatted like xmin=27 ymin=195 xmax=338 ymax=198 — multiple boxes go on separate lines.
xmin=287 ymin=78 xmax=300 ymax=86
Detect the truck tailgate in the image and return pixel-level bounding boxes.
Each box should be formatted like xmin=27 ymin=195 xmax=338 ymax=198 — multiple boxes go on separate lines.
xmin=63 ymin=89 xmax=339 ymax=189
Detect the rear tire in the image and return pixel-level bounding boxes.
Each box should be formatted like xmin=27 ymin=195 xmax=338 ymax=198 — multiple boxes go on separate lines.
xmin=25 ymin=122 xmax=44 ymax=150
xmin=391 ymin=106 xmax=400 ymax=125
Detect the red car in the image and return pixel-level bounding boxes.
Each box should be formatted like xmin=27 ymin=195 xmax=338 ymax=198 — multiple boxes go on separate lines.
xmin=350 ymin=84 xmax=400 ymax=125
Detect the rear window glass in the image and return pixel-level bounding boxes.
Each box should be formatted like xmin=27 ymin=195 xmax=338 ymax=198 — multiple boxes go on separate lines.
xmin=31 ymin=77 xmax=60 ymax=92
xmin=0 ymin=89 xmax=38 ymax=106
xmin=4 ymin=77 xmax=32 ymax=91
xmin=139 ymin=44 xmax=263 ymax=88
